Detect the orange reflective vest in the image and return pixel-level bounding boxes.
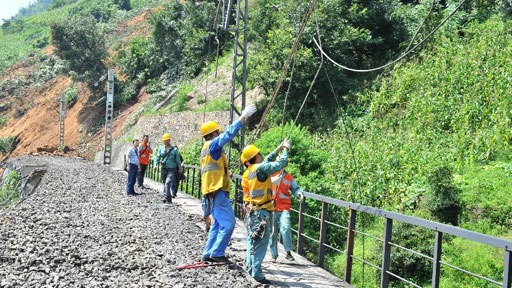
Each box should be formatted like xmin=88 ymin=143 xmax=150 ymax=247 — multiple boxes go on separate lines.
xmin=138 ymin=143 xmax=152 ymax=165
xmin=272 ymin=172 xmax=293 ymax=211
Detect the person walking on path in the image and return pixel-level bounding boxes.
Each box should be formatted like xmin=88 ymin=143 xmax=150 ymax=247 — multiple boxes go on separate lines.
xmin=137 ymin=135 xmax=152 ymax=189
xmin=126 ymin=139 xmax=141 ymax=196
xmin=153 ymin=133 xmax=182 ymax=203
xmin=200 ymin=104 xmax=257 ymax=263
xmin=240 ymin=140 xmax=290 ymax=284
xmin=269 ymin=170 xmax=303 ymax=262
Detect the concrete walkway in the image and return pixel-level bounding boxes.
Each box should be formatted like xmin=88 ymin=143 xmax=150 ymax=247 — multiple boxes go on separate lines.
xmin=140 ymin=175 xmax=352 ymax=288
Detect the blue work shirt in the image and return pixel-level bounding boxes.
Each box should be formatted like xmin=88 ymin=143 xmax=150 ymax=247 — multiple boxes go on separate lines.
xmin=201 ymin=119 xmax=243 ymax=217
xmin=209 ymin=120 xmax=243 ymax=160
xmin=127 ymin=147 xmax=139 ymax=165
xmin=154 ymin=145 xmax=181 ymax=169
xmin=256 ymin=149 xmax=289 ymax=182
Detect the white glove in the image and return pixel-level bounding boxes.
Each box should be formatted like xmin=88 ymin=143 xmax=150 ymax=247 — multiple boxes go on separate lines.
xmin=241 ymin=104 xmax=257 ymax=119
xmin=298 ymin=191 xmax=304 ymax=202
xmin=282 ymin=139 xmax=291 ymax=150
xmin=271 ymin=173 xmax=282 ymax=185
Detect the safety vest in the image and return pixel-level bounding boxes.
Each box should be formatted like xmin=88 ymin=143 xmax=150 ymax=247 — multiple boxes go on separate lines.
xmin=138 ymin=143 xmax=152 ymax=165
xmin=272 ymin=172 xmax=293 ymax=211
xmin=200 ymin=141 xmax=229 ymax=195
xmin=242 ymin=164 xmax=275 ymax=211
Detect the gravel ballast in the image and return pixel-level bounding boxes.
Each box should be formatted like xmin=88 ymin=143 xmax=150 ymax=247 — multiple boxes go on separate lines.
xmin=0 ymin=156 xmax=255 ymax=288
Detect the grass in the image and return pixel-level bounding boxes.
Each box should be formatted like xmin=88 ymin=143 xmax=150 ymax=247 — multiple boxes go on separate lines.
xmin=455 ymin=161 xmax=512 ymax=229
xmin=0 ymin=170 xmax=21 ymax=206
xmin=194 ymin=95 xmax=230 ymax=112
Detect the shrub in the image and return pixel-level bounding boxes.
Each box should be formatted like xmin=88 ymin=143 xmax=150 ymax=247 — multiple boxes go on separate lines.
xmin=64 ymin=85 xmax=78 ymax=107
xmin=51 ymin=16 xmax=107 ymax=91
xmin=0 ymin=116 xmax=9 ymax=128
xmin=0 ymin=136 xmax=16 ymax=155
xmin=0 ymin=170 xmax=22 ymax=206
xmin=424 ymin=166 xmax=461 ymax=225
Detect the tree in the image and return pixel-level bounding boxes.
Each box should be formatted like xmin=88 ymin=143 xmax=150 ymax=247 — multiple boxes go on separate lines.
xmin=50 ymin=16 xmax=107 ymax=91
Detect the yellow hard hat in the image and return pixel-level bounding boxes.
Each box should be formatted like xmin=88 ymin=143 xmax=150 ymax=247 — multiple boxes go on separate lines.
xmin=241 ymin=145 xmax=260 ymax=164
xmin=162 ymin=133 xmax=171 ymax=141
xmin=201 ymin=121 xmax=220 ymax=136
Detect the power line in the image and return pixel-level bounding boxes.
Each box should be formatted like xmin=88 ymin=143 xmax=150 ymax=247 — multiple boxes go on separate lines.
xmin=313 ymin=0 xmax=470 ymax=73
xmin=250 ymin=0 xmax=319 ymax=143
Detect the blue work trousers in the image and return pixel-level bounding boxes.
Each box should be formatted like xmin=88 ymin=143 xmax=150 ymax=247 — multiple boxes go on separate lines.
xmin=161 ymin=167 xmax=177 ymax=199
xmin=202 ymin=190 xmax=235 ymax=258
xmin=246 ymin=209 xmax=272 ymax=281
xmin=269 ymin=210 xmax=293 ymax=259
xmin=126 ymin=164 xmax=138 ymax=195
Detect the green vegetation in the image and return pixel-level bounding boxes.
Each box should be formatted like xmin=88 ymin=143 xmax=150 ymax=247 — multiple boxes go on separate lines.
xmin=167 ymin=83 xmax=194 ymax=113
xmin=51 ymin=16 xmax=107 ymax=91
xmin=195 ymin=96 xmax=230 ymax=112
xmin=0 ymin=116 xmax=9 ymax=129
xmin=1 ymin=0 xmax=512 ymax=286
xmin=0 ymin=136 xmax=16 ymax=155
xmin=0 ymin=170 xmax=22 ymax=206
xmin=64 ymin=85 xmax=78 ymax=107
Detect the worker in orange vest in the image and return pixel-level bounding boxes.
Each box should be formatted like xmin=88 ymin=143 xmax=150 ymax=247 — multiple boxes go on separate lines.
xmin=137 ymin=135 xmax=152 ymax=189
xmin=269 ymin=170 xmax=303 ymax=262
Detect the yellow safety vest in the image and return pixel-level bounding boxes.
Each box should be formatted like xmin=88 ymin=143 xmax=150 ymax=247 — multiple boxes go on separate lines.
xmin=200 ymin=141 xmax=229 ymax=195
xmin=242 ymin=164 xmax=275 ymax=211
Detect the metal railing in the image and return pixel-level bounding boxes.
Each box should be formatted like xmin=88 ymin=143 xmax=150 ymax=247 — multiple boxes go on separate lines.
xmin=146 ymin=164 xmax=512 ymax=288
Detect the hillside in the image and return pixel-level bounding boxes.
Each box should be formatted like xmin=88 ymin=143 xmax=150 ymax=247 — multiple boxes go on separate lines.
xmin=1 ymin=0 xmax=512 ymax=287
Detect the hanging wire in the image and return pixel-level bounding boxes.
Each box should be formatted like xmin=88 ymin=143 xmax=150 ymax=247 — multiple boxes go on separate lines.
xmin=280 ymin=58 xmax=296 ymax=140
xmin=203 ymin=0 xmax=223 ymax=124
xmin=312 ymin=0 xmax=470 ymax=73
xmin=406 ymin=0 xmax=437 ymax=52
xmin=285 ymin=7 xmax=323 ymax=139
xmin=250 ymin=0 xmax=319 ymax=143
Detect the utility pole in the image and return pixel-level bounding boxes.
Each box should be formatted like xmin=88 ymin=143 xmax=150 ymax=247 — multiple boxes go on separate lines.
xmin=103 ymin=69 xmax=114 ymax=165
xmin=223 ymin=0 xmax=248 ymax=168
xmin=59 ymin=93 xmax=65 ymax=150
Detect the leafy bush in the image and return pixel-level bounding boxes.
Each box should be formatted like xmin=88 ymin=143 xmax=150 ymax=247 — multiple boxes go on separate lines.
xmin=0 ymin=170 xmax=22 ymax=206
xmin=0 ymin=116 xmax=8 ymax=128
xmin=424 ymin=166 xmax=461 ymax=225
xmin=51 ymin=15 xmax=107 ymax=91
xmin=0 ymin=136 xmax=16 ymax=155
xmin=64 ymin=85 xmax=78 ymax=107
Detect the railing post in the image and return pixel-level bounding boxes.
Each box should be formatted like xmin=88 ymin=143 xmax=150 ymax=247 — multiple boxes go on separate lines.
xmin=432 ymin=231 xmax=443 ymax=288
xmin=180 ymin=167 xmax=184 ymax=191
xmin=318 ymin=201 xmax=329 ymax=268
xmin=234 ymin=178 xmax=240 ymax=217
xmin=344 ymin=208 xmax=357 ymax=283
xmin=380 ymin=218 xmax=393 ymax=288
xmin=197 ymin=168 xmax=202 ymax=199
xmin=191 ymin=168 xmax=196 ymax=196
xmin=185 ymin=167 xmax=190 ymax=194
xmin=504 ymin=250 xmax=512 ymax=288
xmin=296 ymin=198 xmax=306 ymax=255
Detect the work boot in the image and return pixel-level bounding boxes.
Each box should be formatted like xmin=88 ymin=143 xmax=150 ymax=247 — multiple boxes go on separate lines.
xmin=209 ymin=256 xmax=231 ymax=263
xmin=285 ymin=252 xmax=295 ymax=261
xmin=256 ymin=278 xmax=271 ymax=285
xmin=201 ymin=256 xmax=212 ymax=262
